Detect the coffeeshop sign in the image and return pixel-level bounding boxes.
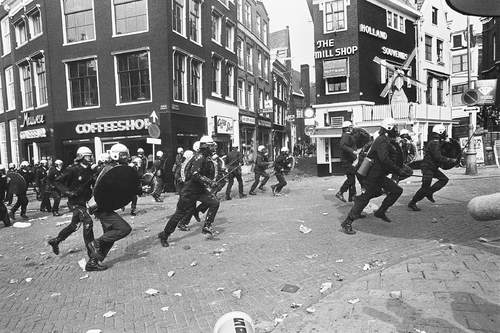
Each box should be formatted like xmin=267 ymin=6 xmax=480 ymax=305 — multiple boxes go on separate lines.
xmin=314 ymin=39 xmax=358 ymax=59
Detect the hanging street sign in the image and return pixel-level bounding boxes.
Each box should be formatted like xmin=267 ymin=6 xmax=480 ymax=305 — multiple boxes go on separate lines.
xmin=462 ymin=89 xmax=479 ymax=106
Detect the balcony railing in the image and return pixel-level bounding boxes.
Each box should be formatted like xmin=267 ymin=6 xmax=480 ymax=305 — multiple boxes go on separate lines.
xmin=361 ymin=103 xmax=453 ymax=122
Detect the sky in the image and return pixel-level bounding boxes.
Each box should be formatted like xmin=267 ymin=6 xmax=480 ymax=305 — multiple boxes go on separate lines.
xmin=260 ymin=0 xmax=483 ymax=76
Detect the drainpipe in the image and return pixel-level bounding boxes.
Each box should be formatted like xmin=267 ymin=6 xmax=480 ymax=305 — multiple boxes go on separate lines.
xmin=465 ymin=16 xmax=477 ymax=175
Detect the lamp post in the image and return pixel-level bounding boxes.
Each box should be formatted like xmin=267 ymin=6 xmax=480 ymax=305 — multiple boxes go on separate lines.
xmin=464 ymin=16 xmax=477 ymax=176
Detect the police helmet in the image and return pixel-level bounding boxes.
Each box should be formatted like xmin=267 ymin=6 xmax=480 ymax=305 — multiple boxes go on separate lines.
xmin=20 ymin=161 xmax=29 ymax=168
xmin=432 ymin=124 xmax=446 ymax=135
xmin=257 ymin=145 xmax=266 ymax=153
xmin=55 ymin=159 xmax=63 ymax=166
xmin=156 ymin=150 xmax=164 ymax=158
xmin=8 ymin=162 xmax=15 ymax=169
xmin=342 ymin=120 xmax=353 ymax=128
xmin=199 ymin=135 xmax=216 ymax=150
xmin=177 ymin=147 xmax=184 ymax=154
xmin=132 ymin=157 xmax=142 ymax=165
xmin=76 ymin=146 xmax=93 ymax=162
xmin=280 ymin=147 xmax=289 ymax=153
xmin=381 ymin=117 xmax=396 ymax=131
xmin=137 ymin=148 xmax=145 ymax=154
xmin=192 ymin=141 xmax=200 ymax=152
xmin=110 ymin=143 xmax=130 ymax=161
xmin=183 ymin=150 xmax=194 ymax=159
xmin=399 ymin=129 xmax=410 ymax=136
xmin=40 ymin=159 xmax=47 ymax=165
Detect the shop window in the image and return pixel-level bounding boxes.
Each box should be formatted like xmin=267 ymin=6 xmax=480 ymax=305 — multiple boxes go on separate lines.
xmin=62 ymin=0 xmax=95 ymax=44
xmin=237 ymin=79 xmax=245 ymax=108
xmin=34 ymin=57 xmax=48 ymax=106
xmin=324 ymin=0 xmax=345 ymax=32
xmin=225 ymin=21 xmax=234 ymax=51
xmin=19 ymin=63 xmax=33 ymax=110
xmin=113 ymin=0 xmax=148 ymax=36
xmin=5 ymin=66 xmax=15 ymax=111
xmin=14 ymin=19 xmax=28 ymax=47
xmin=425 ymin=35 xmax=432 ymax=61
xmin=190 ymin=59 xmax=202 ymax=105
xmin=452 ymin=54 xmax=467 ymax=73
xmin=225 ymin=64 xmax=235 ymax=100
xmin=189 ymin=0 xmax=201 ymax=43
xmin=452 ymin=83 xmax=468 ymax=106
xmin=66 ymin=58 xmax=99 ymax=109
xmin=116 ymin=50 xmax=151 ymax=104
xmin=324 ymin=58 xmax=348 ymax=94
xmin=1 ymin=16 xmax=10 ymax=55
xmin=211 ymin=10 xmax=222 ymax=44
xmin=386 ymin=10 xmax=405 ymax=33
xmin=173 ymin=52 xmax=187 ymax=102
xmin=28 ymin=9 xmax=42 ymax=38
xmin=173 ymin=0 xmax=185 ymax=35
xmin=212 ymin=57 xmax=221 ymax=95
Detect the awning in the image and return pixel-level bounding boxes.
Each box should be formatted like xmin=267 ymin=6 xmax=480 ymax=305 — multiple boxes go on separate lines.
xmin=427 ymin=68 xmax=449 ymax=80
xmin=310 ymin=127 xmax=342 ymax=138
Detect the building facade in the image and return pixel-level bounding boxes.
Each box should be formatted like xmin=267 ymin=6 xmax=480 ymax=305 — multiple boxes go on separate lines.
xmin=480 ymin=17 xmax=500 ymax=131
xmin=271 ymin=58 xmax=289 ymax=156
xmin=236 ymin=0 xmax=271 ymax=160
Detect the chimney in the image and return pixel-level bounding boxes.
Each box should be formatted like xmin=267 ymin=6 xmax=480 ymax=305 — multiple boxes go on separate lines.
xmin=300 ymin=64 xmax=311 ymax=106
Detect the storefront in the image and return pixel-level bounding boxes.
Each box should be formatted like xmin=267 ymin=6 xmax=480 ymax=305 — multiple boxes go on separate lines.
xmin=239 ymin=115 xmax=256 ymax=163
xmin=206 ymin=99 xmax=239 ymax=156
xmin=272 ymin=124 xmax=286 ymax=158
xmin=18 ymin=112 xmax=52 ymax=163
xmin=257 ymin=118 xmax=272 ymax=154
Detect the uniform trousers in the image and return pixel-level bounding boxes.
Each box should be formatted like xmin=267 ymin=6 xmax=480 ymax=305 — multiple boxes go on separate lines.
xmin=411 ymin=168 xmax=448 ymax=203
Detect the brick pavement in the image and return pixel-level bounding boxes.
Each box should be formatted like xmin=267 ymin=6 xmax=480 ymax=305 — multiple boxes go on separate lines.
xmin=0 ymin=165 xmax=499 ymax=332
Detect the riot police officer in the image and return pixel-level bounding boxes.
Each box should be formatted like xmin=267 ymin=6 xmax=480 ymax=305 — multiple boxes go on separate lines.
xmin=8 ymin=162 xmax=29 ymax=220
xmin=158 ymin=136 xmax=220 ymax=247
xmin=47 ymin=160 xmax=64 ymax=216
xmin=0 ymin=165 xmax=11 ymax=227
xmin=408 ymin=124 xmax=457 ymax=211
xmin=271 ymin=147 xmax=290 ymax=196
xmin=336 ymin=121 xmax=358 ymax=202
xmin=248 ymin=145 xmax=271 ymax=195
xmin=224 ymin=146 xmax=246 ymax=200
xmin=36 ymin=159 xmax=51 ymax=212
xmin=47 ymin=147 xmax=99 ymax=269
xmin=341 ymin=118 xmax=412 ymax=235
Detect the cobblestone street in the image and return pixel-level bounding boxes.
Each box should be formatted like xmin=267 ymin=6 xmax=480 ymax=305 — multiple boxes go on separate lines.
xmin=0 ymin=166 xmax=499 ymax=333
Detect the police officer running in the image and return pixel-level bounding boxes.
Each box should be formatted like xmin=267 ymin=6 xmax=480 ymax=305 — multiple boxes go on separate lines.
xmin=336 ymin=121 xmax=358 ymax=202
xmin=47 ymin=147 xmax=97 ymax=268
xmin=408 ymin=124 xmax=457 ymax=211
xmin=271 ymin=147 xmax=290 ymax=196
xmin=341 ymin=118 xmax=412 ymax=235
xmin=248 ymin=145 xmax=271 ymax=195
xmin=8 ymin=163 xmax=29 ymax=220
xmin=0 ymin=165 xmax=11 ymax=227
xmin=224 ymin=146 xmax=246 ymax=200
xmin=158 ymin=136 xmax=220 ymax=247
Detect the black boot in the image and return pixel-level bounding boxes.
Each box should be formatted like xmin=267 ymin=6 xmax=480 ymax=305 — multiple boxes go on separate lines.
xmin=177 ymin=224 xmax=190 ymax=231
xmin=408 ymin=201 xmax=421 ymax=211
xmin=87 ymin=240 xmax=105 ymax=261
xmin=53 ymin=211 xmax=62 ymax=217
xmin=426 ymin=193 xmax=435 ymax=203
xmin=48 ymin=237 xmax=60 ymax=255
xmin=130 ymin=209 xmax=137 ymax=216
xmin=9 ymin=211 xmax=15 ymax=220
xmin=374 ymin=210 xmax=392 ymax=222
xmin=335 ymin=192 xmax=346 ymax=203
xmin=341 ymin=217 xmax=356 ymax=235
xmin=85 ymin=258 xmax=107 ymax=271
xmin=158 ymin=231 xmax=170 ymax=247
xmin=202 ymin=224 xmax=215 ymax=236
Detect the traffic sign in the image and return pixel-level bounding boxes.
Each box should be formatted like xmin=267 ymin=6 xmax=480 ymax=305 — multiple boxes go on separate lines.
xmin=148 ymin=123 xmax=161 ymax=139
xmin=150 ymin=110 xmax=159 ymax=125
xmin=147 ymin=137 xmax=161 ymax=145
xmin=462 ymin=89 xmax=479 ymax=106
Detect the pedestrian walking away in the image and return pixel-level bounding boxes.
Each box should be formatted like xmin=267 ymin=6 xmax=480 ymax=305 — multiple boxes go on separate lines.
xmin=408 ymin=124 xmax=459 ymax=212
xmin=341 ymin=118 xmax=412 ymax=235
xmin=249 ymin=145 xmax=271 ymax=195
xmin=158 ymin=135 xmax=220 ymax=247
xmin=36 ymin=159 xmax=52 ymax=213
xmin=47 ymin=146 xmax=98 ymax=269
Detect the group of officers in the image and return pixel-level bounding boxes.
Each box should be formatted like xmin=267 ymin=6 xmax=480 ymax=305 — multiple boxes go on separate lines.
xmin=337 ymin=118 xmax=459 ymax=235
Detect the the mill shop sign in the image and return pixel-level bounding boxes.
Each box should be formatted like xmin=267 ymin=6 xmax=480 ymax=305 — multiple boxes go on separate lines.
xmin=19 ymin=112 xmax=47 ymax=140
xmin=314 ymin=39 xmax=358 ymax=59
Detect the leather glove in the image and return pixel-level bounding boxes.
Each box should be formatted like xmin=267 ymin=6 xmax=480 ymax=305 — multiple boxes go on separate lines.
xmin=399 ymin=165 xmax=413 ymax=178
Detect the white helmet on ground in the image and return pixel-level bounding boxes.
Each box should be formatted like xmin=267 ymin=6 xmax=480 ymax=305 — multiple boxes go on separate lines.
xmin=192 ymin=141 xmax=200 ymax=152
xmin=213 ymin=311 xmax=254 ymax=333
xmin=110 ymin=143 xmax=130 ymax=161
xmin=432 ymin=124 xmax=446 ymax=135
xmin=381 ymin=117 xmax=396 ymax=131
xmin=342 ymin=120 xmax=353 ymax=128
xmin=257 ymin=145 xmax=266 ymax=153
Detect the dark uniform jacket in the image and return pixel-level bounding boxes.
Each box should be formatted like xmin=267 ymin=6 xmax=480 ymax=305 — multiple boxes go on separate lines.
xmin=0 ymin=174 xmax=8 ymax=201
xmin=399 ymin=138 xmax=416 ymax=164
xmin=422 ymin=133 xmax=456 ymax=170
xmin=340 ymin=132 xmax=357 ymax=163
xmin=56 ymin=164 xmax=95 ymax=206
xmin=253 ymin=153 xmax=269 ymax=173
xmin=47 ymin=166 xmax=63 ymax=193
xmin=273 ymin=153 xmax=288 ymax=174
xmin=225 ymin=150 xmax=243 ymax=173
xmin=35 ymin=166 xmax=49 ymax=192
xmin=172 ymin=153 xmax=183 ymax=181
xmin=366 ymin=134 xmax=402 ymax=179
xmin=184 ymin=153 xmax=215 ymax=194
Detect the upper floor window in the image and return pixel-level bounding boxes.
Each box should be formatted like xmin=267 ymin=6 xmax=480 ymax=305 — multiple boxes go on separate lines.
xmin=236 ymin=38 xmax=244 ymax=67
xmin=212 ymin=57 xmax=222 ymax=95
xmin=14 ymin=19 xmax=28 ymax=47
xmin=452 ymin=33 xmax=464 ymax=48
xmin=257 ymin=52 xmax=262 ymax=76
xmin=113 ymin=0 xmax=148 ymax=36
xmin=19 ymin=63 xmax=33 ymax=110
xmin=246 ymin=44 xmax=253 ymax=73
xmin=247 ymin=83 xmax=254 ymax=111
xmin=0 ymin=73 xmax=3 ymax=114
xmin=431 ymin=7 xmax=438 ymax=25
xmin=436 ymin=39 xmax=444 ymax=63
xmin=190 ymin=59 xmax=202 ymax=105
xmin=173 ymin=0 xmax=185 ymax=35
xmin=34 ymin=57 xmax=48 ymax=106
xmin=256 ymin=14 xmax=261 ymax=37
xmin=452 ymin=83 xmax=468 ymax=106
xmin=324 ymin=58 xmax=348 ymax=94
xmin=4 ymin=67 xmax=15 ymax=111
xmin=425 ymin=35 xmax=432 ymax=61
xmin=211 ymin=11 xmax=222 ymax=44
xmin=244 ymin=3 xmax=251 ymax=29
xmin=173 ymin=52 xmax=187 ymax=102
xmin=493 ymin=34 xmax=497 ymax=60
xmin=188 ymin=0 xmax=201 ymax=43
xmin=263 ymin=57 xmax=269 ymax=80
xmin=452 ymin=54 xmax=468 ymax=73
xmin=237 ymin=0 xmax=242 ymax=23
xmin=387 ymin=10 xmax=405 ymax=33
xmin=62 ymin=0 xmax=95 ymax=44
xmin=262 ymin=21 xmax=268 ymax=45
xmin=225 ymin=64 xmax=235 ymax=100
xmin=225 ymin=22 xmax=234 ymax=51
xmin=237 ymin=79 xmax=245 ymax=108
xmin=28 ymin=9 xmax=42 ymax=38
xmin=1 ymin=16 xmax=11 ymax=55
xmin=66 ymin=58 xmax=98 ymax=109
xmin=116 ymin=51 xmax=151 ymax=104
xmin=324 ymin=0 xmax=346 ymax=32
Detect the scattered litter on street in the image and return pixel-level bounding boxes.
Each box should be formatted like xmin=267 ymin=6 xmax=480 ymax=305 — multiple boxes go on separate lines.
xmin=232 ymin=289 xmax=242 ymax=299
xmin=363 ymin=259 xmax=386 ymax=271
xmin=306 ymin=307 xmax=316 ymax=313
xmin=299 ymin=224 xmax=312 ymax=234
xmin=254 ymin=321 xmax=275 ymax=332
xmin=67 ymin=248 xmax=80 ymax=254
xmin=290 ymin=302 xmax=302 ymax=309
xmin=216 ymin=287 xmax=224 ymax=291
xmin=183 ymin=245 xmax=191 ymax=250
xmin=190 ymin=261 xmax=198 ymax=267
xmin=334 ymin=272 xmax=344 ymax=281
xmin=167 ymin=271 xmax=175 ymax=278
xmin=56 ymin=220 xmax=71 ymax=226
xmin=348 ymin=298 xmax=360 ymax=305
xmin=273 ymin=313 xmax=288 ymax=325
xmin=281 ymin=284 xmax=300 ymax=293
xmin=78 ymin=258 xmax=87 ymax=271
xmin=13 ymin=222 xmax=32 ymax=228
xmin=25 ymin=278 xmax=33 ymax=282
xmin=363 ymin=203 xmax=379 ymax=214
xmin=305 ymin=254 xmax=318 ymax=259
xmin=322 ymin=212 xmax=329 ymax=216
xmin=86 ymin=329 xmax=102 ymax=333
xmin=103 ymin=311 xmax=116 ymax=318
xmin=389 ymin=291 xmax=402 ymax=299
xmin=145 ymin=288 xmax=159 ymax=296
xmin=160 ymin=307 xmax=169 ymax=312
xmin=80 ymin=274 xmax=89 ymax=280
xmin=50 ymin=293 xmax=61 ymax=297
xmin=414 ymin=329 xmax=427 ymax=333
xmin=39 ymin=252 xmax=47 ymax=255
xmin=327 ymin=188 xmax=335 ymax=191
xmin=9 ymin=279 xmax=18 ymax=284
xmin=174 ymin=293 xmax=182 ymax=297
xmin=336 ymin=258 xmax=344 ymax=263
xmin=213 ymin=248 xmax=226 ymax=255
xmin=320 ymin=282 xmax=332 ymax=293
xmin=431 ymin=218 xmax=438 ymax=223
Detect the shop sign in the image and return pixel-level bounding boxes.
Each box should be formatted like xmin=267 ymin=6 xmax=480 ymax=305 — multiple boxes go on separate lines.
xmin=20 ymin=113 xmax=45 ymax=128
xmin=20 ymin=128 xmax=47 ymax=139
xmin=215 ymin=116 xmax=234 ymax=134
xmin=359 ymin=24 xmax=387 ymax=40
xmin=258 ymin=119 xmax=272 ymax=128
xmin=75 ymin=118 xmax=151 ymax=135
xmin=262 ymin=99 xmax=273 ymax=113
xmin=240 ymin=116 xmax=255 ymax=124
xmin=314 ymin=38 xmax=358 ymax=59
xmin=381 ymin=46 xmax=408 ymax=60
xmin=476 ymin=79 xmax=497 ymax=105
